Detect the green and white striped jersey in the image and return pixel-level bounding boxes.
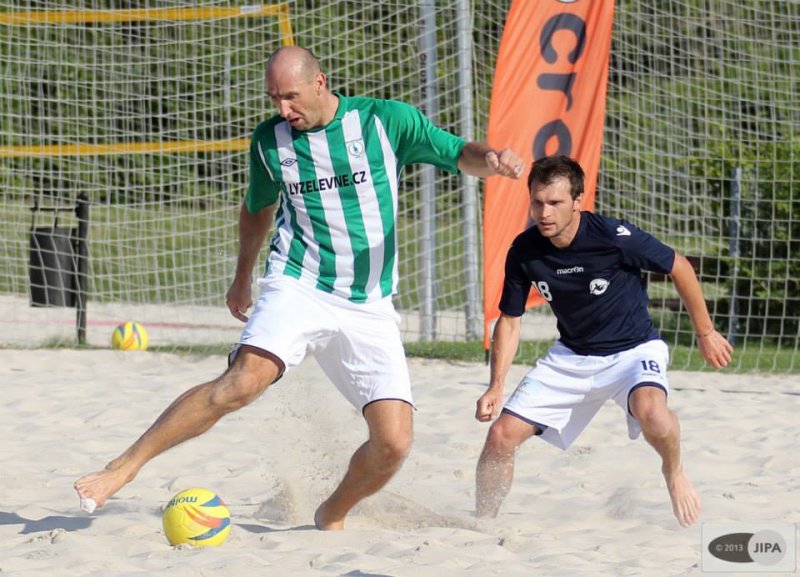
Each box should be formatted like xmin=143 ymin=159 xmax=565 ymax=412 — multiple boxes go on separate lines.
xmin=247 ymin=94 xmax=465 ymax=303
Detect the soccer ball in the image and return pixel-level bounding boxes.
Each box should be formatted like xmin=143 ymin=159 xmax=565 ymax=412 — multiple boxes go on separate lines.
xmin=162 ymin=487 xmax=231 ymax=547
xmin=110 ymin=321 xmax=148 ymax=351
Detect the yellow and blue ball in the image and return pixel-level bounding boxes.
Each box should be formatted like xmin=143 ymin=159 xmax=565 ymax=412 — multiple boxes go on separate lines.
xmin=110 ymin=321 xmax=148 ymax=351
xmin=162 ymin=487 xmax=231 ymax=547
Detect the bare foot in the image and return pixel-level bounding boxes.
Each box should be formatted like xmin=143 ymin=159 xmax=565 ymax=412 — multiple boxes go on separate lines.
xmin=664 ymin=465 xmax=701 ymax=527
xmin=313 ymin=500 xmax=345 ymax=531
xmin=74 ymin=466 xmax=133 ymax=514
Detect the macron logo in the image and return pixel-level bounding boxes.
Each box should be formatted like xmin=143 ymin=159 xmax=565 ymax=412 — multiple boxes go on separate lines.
xmin=616 ymin=225 xmax=631 ymax=237
xmin=557 ymin=266 xmax=584 ymax=275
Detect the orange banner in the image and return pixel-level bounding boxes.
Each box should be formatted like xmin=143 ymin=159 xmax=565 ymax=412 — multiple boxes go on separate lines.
xmin=483 ymin=0 xmax=615 ymax=348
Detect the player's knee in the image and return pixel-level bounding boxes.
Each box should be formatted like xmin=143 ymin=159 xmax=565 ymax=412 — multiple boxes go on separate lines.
xmin=631 ymin=388 xmax=671 ymax=432
xmin=374 ymin=434 xmax=412 ymax=467
xmin=209 ymin=371 xmax=268 ymax=412
xmin=388 ymin=434 xmax=413 ymax=463
xmin=636 ymin=403 xmax=675 ymax=439
xmin=485 ymin=421 xmax=522 ymax=456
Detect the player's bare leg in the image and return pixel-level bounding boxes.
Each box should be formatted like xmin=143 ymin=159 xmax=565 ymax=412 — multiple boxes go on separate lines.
xmin=314 ymin=399 xmax=412 ymax=530
xmin=476 ymin=413 xmax=537 ymax=518
xmin=630 ymin=386 xmax=701 ymax=527
xmin=74 ymin=347 xmax=282 ymax=512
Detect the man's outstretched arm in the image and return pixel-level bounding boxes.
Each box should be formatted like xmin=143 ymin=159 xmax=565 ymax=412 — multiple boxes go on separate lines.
xmin=669 ymin=252 xmax=734 ymax=369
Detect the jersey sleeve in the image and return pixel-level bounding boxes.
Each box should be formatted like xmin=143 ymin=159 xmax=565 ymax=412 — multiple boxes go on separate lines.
xmin=376 ymin=100 xmax=465 ymax=173
xmin=616 ymin=220 xmax=676 ymax=274
xmin=498 ymin=241 xmax=532 ymax=317
xmin=245 ymin=124 xmax=281 ymax=214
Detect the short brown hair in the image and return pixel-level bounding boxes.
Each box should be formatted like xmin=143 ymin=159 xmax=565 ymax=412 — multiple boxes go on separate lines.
xmin=527 ymin=155 xmax=585 ymax=200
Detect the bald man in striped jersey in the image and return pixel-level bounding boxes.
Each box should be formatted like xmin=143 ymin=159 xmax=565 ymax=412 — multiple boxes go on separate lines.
xmin=75 ymin=46 xmax=524 ymax=530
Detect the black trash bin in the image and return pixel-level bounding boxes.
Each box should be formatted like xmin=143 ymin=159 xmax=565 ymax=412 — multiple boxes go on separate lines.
xmin=29 ymin=226 xmax=77 ymax=307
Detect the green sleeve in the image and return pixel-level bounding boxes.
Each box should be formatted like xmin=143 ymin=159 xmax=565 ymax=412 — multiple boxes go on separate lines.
xmin=245 ymin=125 xmax=281 ymax=214
xmin=377 ymin=100 xmax=465 ymax=173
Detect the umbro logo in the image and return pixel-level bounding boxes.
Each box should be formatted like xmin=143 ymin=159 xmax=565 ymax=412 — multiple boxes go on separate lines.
xmin=616 ymin=225 xmax=631 ymax=236
xmin=280 ymin=158 xmax=297 ymax=167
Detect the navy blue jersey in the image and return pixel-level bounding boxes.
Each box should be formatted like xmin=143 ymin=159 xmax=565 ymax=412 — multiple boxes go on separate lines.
xmin=499 ymin=212 xmax=676 ymax=355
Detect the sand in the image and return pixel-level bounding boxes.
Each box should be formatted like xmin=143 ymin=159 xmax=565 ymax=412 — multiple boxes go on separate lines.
xmin=0 ymin=348 xmax=797 ymax=576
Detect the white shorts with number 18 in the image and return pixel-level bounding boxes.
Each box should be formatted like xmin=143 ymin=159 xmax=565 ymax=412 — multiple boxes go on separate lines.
xmin=503 ymin=339 xmax=670 ymax=450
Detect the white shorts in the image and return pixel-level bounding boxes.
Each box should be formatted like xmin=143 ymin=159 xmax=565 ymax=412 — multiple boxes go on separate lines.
xmin=503 ymin=339 xmax=670 ymax=449
xmin=236 ymin=275 xmax=413 ymax=413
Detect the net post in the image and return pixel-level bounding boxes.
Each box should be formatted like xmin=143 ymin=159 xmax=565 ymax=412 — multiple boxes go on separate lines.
xmin=456 ymin=0 xmax=480 ymax=341
xmin=727 ymin=167 xmax=741 ymax=346
xmin=418 ymin=0 xmax=439 ymax=341
xmin=75 ymin=193 xmax=90 ymax=345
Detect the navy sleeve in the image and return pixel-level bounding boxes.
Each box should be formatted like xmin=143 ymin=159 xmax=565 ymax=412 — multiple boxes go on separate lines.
xmin=498 ymin=242 xmax=532 ymax=317
xmin=615 ymin=220 xmax=675 ymax=274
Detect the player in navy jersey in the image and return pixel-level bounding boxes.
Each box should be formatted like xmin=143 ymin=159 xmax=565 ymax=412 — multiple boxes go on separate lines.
xmin=75 ymin=45 xmax=525 ymax=529
xmin=475 ymin=155 xmax=733 ymax=527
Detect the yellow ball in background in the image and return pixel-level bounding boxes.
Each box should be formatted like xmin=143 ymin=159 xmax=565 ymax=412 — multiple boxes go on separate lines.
xmin=110 ymin=321 xmax=149 ymax=351
xmin=162 ymin=487 xmax=231 ymax=547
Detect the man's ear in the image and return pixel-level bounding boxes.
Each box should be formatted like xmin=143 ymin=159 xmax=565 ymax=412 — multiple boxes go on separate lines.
xmin=316 ymin=72 xmax=327 ymax=95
